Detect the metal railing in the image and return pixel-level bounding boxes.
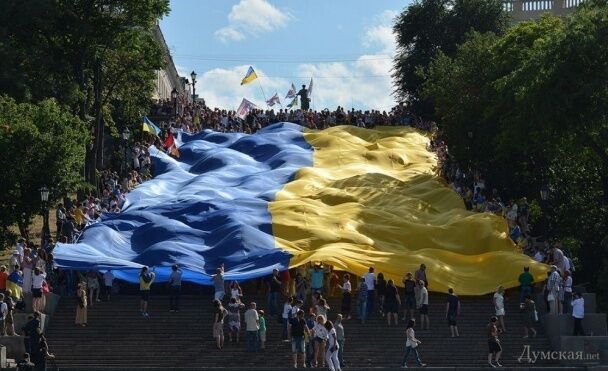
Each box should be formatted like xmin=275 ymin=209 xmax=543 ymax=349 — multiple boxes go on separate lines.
xmin=502 ymin=0 xmax=583 ymax=20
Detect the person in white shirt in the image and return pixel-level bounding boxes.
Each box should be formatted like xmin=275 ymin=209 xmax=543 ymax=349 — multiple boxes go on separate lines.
xmin=282 ymin=296 xmax=293 ymax=341
xmin=324 ymin=320 xmax=341 ymax=371
xmin=533 ymin=248 xmax=545 ymax=263
xmin=401 ymin=318 xmax=426 ymax=368
xmin=338 ymin=273 xmax=352 ymax=319
xmin=15 ymin=238 xmax=25 ymax=260
xmin=493 ymin=286 xmax=506 ymax=333
xmin=244 ymin=302 xmax=259 ymax=352
xmin=571 ymin=292 xmax=585 ymax=336
xmin=103 ymin=270 xmax=115 ymax=302
xmin=363 ymin=267 xmax=376 ymax=317
xmin=31 ymin=268 xmax=47 ymax=312
xmin=419 ymin=280 xmax=430 ymax=330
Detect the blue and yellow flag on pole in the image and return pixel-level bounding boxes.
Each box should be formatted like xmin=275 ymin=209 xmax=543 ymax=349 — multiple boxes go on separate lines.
xmin=142 ymin=116 xmax=161 ymax=136
xmin=240 ymin=66 xmax=258 ymax=85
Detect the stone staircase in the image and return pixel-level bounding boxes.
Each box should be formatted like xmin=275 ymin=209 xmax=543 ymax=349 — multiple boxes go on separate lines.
xmin=43 ymin=288 xmax=569 ymax=370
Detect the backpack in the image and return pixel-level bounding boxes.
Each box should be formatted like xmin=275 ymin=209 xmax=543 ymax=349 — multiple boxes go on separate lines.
xmin=141 ymin=273 xmax=153 ymax=284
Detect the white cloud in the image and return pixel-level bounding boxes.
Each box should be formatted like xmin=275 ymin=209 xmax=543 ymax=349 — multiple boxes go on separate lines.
xmin=196 ymin=9 xmax=399 ymax=111
xmin=214 ymin=0 xmax=291 ymax=43
xmin=196 ymin=65 xmax=289 ymax=109
xmin=297 ymin=55 xmax=394 ymax=111
xmin=294 ymin=10 xmax=398 ymax=111
xmin=363 ymin=10 xmax=398 ymax=55
xmin=214 ymin=26 xmax=245 ymax=42
xmin=363 ymin=25 xmax=396 ymax=55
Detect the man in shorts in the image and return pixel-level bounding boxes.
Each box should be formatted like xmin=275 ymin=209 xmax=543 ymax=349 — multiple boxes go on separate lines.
xmin=289 ymin=309 xmax=310 ymax=368
xmin=487 ymin=316 xmax=503 ymax=368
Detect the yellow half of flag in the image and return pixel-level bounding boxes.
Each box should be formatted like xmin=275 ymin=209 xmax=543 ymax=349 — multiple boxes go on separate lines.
xmin=7 ymin=279 xmax=22 ymax=300
xmin=241 ymin=66 xmax=258 ymax=85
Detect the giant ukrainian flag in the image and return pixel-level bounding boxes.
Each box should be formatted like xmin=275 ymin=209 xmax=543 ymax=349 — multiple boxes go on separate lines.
xmin=53 ymin=123 xmax=547 ymax=295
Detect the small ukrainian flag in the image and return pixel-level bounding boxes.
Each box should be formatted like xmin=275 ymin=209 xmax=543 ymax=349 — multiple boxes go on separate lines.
xmin=240 ymin=66 xmax=258 ymax=85
xmin=7 ymin=270 xmax=22 ymax=300
xmin=142 ymin=116 xmax=161 ymax=136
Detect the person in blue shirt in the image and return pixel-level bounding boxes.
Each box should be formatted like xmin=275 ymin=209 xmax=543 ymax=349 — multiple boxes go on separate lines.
xmin=308 ymin=263 xmax=328 ymax=297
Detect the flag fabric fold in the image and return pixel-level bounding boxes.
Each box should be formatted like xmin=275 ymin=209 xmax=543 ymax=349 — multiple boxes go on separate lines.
xmin=240 ymin=66 xmax=258 ymax=85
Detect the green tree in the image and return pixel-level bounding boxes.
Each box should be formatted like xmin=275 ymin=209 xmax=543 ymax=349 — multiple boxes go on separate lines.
xmin=420 ymin=2 xmax=608 ymax=303
xmin=0 ymin=0 xmax=170 ymax=185
xmin=0 ymin=96 xmax=89 ymax=246
xmin=392 ymin=0 xmax=507 ymax=117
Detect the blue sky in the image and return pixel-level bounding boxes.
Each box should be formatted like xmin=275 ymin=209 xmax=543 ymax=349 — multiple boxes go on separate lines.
xmin=160 ymin=0 xmax=409 ymax=110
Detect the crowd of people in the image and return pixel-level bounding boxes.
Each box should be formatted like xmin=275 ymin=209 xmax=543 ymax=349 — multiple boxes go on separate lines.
xmin=100 ymin=256 xmax=585 ymax=369
xmin=0 ymin=98 xmax=590 ymax=370
xmin=150 ymin=99 xmax=427 ymax=135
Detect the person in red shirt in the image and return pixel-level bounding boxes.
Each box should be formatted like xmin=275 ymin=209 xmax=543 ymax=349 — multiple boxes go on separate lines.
xmin=0 ymin=265 xmax=7 ymax=293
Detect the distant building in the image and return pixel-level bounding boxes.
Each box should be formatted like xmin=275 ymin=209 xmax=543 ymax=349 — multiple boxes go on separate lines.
xmin=503 ymin=0 xmax=583 ymax=21
xmin=152 ymin=23 xmax=189 ymax=101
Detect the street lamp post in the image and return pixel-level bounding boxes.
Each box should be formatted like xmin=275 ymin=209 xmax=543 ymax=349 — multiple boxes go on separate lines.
xmin=39 ymin=186 xmax=50 ymax=246
xmin=171 ymin=88 xmax=178 ymax=117
xmin=122 ymin=128 xmax=131 ymax=176
xmin=190 ymin=70 xmax=197 ymax=103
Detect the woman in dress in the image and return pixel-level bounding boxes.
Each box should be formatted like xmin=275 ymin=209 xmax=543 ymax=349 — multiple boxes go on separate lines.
xmin=493 ymin=286 xmax=507 ymax=333
xmin=229 ymin=281 xmax=243 ymax=302
xmin=384 ymin=279 xmax=401 ymax=326
xmin=227 ymin=297 xmax=245 ymax=343
xmin=21 ymin=248 xmax=33 ymax=294
xmin=75 ymin=282 xmax=88 ymax=326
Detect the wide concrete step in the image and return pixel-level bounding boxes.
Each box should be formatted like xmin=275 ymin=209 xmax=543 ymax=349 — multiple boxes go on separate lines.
xmin=44 ymin=293 xmax=558 ymax=369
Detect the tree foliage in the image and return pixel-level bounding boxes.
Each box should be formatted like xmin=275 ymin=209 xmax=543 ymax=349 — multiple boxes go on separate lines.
xmin=0 ymin=0 xmax=170 ymax=184
xmin=0 ymin=96 xmax=89 ymax=245
xmin=420 ymin=2 xmax=608 ymax=300
xmin=392 ymin=0 xmax=507 ymax=117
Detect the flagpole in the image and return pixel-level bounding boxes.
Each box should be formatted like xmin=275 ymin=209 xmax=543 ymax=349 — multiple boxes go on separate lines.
xmin=256 ymin=79 xmax=269 ymax=109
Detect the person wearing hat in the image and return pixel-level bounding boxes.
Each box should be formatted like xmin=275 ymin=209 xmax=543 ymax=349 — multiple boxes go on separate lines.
xmin=546 ymin=265 xmax=561 ymax=315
